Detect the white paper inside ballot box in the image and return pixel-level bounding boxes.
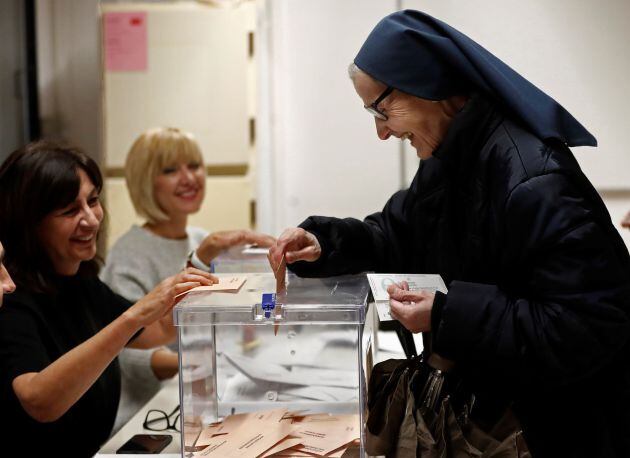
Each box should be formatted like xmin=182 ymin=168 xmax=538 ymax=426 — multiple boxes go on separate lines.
xmin=222 ymin=352 xmax=358 ymax=388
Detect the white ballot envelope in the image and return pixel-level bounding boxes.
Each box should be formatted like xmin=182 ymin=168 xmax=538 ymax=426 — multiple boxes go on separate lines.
xmin=222 ymin=352 xmax=358 ymax=388
xmin=367 ymin=273 xmax=447 ymax=322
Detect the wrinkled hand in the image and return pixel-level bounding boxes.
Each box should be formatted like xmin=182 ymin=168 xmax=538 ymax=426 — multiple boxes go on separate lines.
xmin=622 ymin=211 xmax=630 ymax=229
xmin=387 ymin=282 xmax=434 ymax=333
xmin=128 ymin=268 xmax=217 ymax=327
xmin=196 ymin=230 xmax=276 ymax=264
xmin=268 ymin=227 xmax=321 ymax=271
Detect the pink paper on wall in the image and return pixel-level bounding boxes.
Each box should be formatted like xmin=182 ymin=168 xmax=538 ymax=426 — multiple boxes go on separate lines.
xmin=104 ymin=11 xmax=147 ymax=72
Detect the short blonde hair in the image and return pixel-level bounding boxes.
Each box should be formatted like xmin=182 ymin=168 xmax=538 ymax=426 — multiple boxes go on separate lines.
xmin=125 ymin=127 xmax=204 ymax=223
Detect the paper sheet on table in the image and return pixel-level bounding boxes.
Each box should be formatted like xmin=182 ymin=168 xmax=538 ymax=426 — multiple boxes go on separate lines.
xmin=260 ymin=437 xmax=303 ymax=457
xmin=197 ymin=413 xmax=252 ymax=446
xmin=194 ymin=409 xmax=292 ymax=457
xmin=223 ymin=353 xmax=358 ymax=388
xmin=367 ymin=273 xmax=447 ymax=321
xmin=176 ymin=276 xmax=247 ymax=298
xmin=292 ymin=414 xmax=360 ymax=456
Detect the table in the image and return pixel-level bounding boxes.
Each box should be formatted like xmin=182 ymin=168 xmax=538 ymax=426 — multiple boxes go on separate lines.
xmin=96 ymin=378 xmax=181 ymax=455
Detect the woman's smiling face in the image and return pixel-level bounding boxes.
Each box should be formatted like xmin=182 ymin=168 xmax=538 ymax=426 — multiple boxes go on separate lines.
xmin=352 ymin=70 xmax=466 ymax=159
xmin=37 ymin=169 xmax=103 ymax=276
xmin=153 ymin=160 xmax=206 ymax=219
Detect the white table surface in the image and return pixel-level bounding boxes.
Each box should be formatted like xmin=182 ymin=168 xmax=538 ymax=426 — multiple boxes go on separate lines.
xmin=96 ymin=378 xmax=181 ymax=455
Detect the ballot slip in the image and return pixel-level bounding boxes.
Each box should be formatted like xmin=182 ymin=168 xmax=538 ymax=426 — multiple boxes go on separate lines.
xmin=176 ymin=276 xmax=247 ymax=298
xmin=193 ymin=411 xmax=360 ymax=458
xmin=367 ymin=273 xmax=447 ymax=321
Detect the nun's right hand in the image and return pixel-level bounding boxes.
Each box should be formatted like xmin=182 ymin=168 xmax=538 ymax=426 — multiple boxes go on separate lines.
xmin=268 ymin=227 xmax=321 ymax=270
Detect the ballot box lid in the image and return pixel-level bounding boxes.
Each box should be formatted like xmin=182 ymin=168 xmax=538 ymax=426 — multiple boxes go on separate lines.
xmin=173 ymin=273 xmax=370 ymax=325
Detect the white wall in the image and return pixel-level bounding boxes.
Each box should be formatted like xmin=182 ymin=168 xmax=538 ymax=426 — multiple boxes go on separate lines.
xmin=258 ymin=0 xmax=630 ymax=250
xmin=402 ymin=0 xmax=630 ymax=191
xmin=257 ymin=0 xmax=402 ymax=235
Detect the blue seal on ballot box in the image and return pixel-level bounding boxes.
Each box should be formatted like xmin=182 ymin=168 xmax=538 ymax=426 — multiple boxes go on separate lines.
xmin=261 ymin=293 xmax=276 ymax=318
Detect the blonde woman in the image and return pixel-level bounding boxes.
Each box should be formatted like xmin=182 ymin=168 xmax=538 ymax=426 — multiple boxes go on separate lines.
xmin=101 ymin=127 xmax=274 ymax=432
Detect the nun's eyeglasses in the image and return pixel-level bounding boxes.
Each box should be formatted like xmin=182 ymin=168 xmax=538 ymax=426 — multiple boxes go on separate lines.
xmin=364 ymin=86 xmax=394 ymax=121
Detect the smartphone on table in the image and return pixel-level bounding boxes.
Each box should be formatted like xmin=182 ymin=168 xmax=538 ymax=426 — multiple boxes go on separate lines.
xmin=116 ymin=434 xmax=173 ymax=454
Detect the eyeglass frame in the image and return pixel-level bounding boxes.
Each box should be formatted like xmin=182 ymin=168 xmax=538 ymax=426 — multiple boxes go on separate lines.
xmin=364 ymin=86 xmax=394 ymax=120
xmin=143 ymin=404 xmax=181 ymax=432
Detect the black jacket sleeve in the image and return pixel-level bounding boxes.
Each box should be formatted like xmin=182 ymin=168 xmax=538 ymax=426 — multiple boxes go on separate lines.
xmin=432 ymin=172 xmax=630 ymax=396
xmin=289 ymin=189 xmax=413 ymax=277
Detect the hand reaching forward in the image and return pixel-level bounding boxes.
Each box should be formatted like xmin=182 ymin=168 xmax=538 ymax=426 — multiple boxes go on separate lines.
xmin=387 ymin=281 xmax=435 ymax=333
xmin=127 ymin=268 xmax=217 ymax=327
xmin=196 ymin=230 xmax=276 ymax=265
xmin=267 ymin=227 xmax=321 ymax=271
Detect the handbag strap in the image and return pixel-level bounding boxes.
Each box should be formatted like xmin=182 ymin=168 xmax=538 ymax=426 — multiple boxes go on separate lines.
xmin=394 ymin=322 xmax=417 ymax=359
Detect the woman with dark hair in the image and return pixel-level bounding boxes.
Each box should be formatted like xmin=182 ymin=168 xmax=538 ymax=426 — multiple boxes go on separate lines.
xmin=269 ymin=10 xmax=630 ymax=457
xmin=0 ymin=140 xmax=216 ymax=456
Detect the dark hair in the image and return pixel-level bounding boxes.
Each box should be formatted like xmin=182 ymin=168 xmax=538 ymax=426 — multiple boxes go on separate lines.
xmin=0 ymin=140 xmax=104 ymax=293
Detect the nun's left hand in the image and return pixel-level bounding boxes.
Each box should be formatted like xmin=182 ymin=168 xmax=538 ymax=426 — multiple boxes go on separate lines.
xmin=622 ymin=211 xmax=630 ymax=229
xmin=387 ymin=282 xmax=434 ymax=333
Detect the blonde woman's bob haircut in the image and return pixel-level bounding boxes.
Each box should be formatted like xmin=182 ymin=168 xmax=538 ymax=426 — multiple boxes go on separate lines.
xmin=125 ymin=127 xmax=204 ymax=224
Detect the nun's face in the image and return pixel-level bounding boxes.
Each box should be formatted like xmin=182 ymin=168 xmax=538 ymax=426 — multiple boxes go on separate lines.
xmin=353 ymin=71 xmax=463 ymax=159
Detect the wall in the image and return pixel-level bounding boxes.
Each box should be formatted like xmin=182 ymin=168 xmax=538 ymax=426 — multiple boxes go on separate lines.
xmin=0 ymin=0 xmax=27 ymax=161
xmin=36 ymin=0 xmax=102 ymax=161
xmin=37 ymin=1 xmax=257 ymax=250
xmin=402 ymin=0 xmax=630 ymax=190
xmin=257 ymin=0 xmax=402 ymax=235
xmin=257 ymin=0 xmax=630 ymax=249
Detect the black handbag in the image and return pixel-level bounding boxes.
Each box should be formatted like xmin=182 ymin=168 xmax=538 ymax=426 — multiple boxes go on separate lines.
xmin=366 ymin=351 xmax=530 ymax=458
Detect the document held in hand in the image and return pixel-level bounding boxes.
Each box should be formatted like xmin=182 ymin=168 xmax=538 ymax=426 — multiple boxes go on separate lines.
xmin=176 ymin=276 xmax=247 ymax=298
xmin=367 ymin=273 xmax=448 ymax=321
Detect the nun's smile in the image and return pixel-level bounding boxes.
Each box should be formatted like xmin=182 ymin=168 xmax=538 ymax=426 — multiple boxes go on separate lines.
xmin=352 ymin=70 xmax=466 ymax=159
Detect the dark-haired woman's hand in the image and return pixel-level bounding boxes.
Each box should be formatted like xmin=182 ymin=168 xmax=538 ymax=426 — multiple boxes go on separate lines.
xmin=126 ymin=268 xmax=217 ymax=328
xmin=196 ymin=230 xmax=277 ymax=265
xmin=622 ymin=211 xmax=630 ymax=230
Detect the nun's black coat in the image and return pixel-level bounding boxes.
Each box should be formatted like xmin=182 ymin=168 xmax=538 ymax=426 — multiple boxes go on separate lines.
xmin=290 ymin=95 xmax=630 ymax=457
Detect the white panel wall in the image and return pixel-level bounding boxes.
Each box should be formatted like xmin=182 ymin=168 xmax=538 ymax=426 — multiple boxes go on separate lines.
xmin=102 ymin=2 xmax=253 ymax=167
xmin=402 ymin=0 xmax=630 ymax=191
xmin=257 ymin=0 xmax=401 ymax=234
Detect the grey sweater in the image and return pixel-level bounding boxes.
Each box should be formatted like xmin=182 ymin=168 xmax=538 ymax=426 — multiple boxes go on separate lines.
xmin=101 ymin=225 xmax=208 ymax=433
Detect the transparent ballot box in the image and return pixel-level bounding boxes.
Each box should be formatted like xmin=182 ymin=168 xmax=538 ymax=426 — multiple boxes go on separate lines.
xmin=212 ymin=246 xmax=272 ymax=274
xmin=174 ymin=273 xmax=374 ymax=457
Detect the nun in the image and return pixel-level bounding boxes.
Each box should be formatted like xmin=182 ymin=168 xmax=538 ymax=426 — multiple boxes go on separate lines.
xmin=269 ymin=9 xmax=630 ymax=457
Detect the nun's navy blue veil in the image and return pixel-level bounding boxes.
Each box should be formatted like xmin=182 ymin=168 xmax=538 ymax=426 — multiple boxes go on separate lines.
xmin=355 ymin=10 xmax=596 ymax=147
